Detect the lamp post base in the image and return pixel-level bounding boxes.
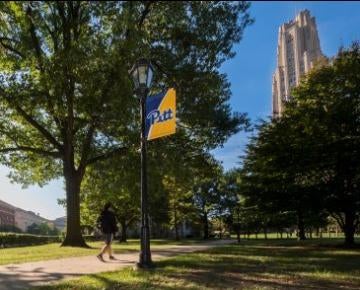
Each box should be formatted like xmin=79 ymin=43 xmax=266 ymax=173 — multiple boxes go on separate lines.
xmin=134 ymin=261 xmax=155 ymax=270
xmin=137 ymin=224 xmax=152 ymax=268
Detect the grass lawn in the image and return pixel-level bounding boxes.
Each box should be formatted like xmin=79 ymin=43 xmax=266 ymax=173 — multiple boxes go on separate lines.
xmin=0 ymin=239 xmax=203 ymax=265
xmin=36 ymin=239 xmax=360 ymax=290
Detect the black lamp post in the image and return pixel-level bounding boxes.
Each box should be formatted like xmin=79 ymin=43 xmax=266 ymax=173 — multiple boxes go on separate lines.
xmin=130 ymin=59 xmax=154 ymax=268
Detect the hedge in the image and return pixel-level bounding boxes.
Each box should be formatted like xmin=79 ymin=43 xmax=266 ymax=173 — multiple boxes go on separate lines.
xmin=0 ymin=233 xmax=104 ymax=248
xmin=0 ymin=232 xmax=61 ymax=248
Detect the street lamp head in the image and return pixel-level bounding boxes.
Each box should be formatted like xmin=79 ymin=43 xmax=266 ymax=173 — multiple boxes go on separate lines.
xmin=130 ymin=58 xmax=154 ymax=92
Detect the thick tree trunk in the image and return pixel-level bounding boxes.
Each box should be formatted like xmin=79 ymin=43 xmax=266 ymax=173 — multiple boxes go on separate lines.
xmin=343 ymin=211 xmax=356 ymax=246
xmin=61 ymin=167 xmax=87 ymax=247
xmin=236 ymin=229 xmax=240 ymax=244
xmin=297 ymin=211 xmax=306 ymax=241
xmin=119 ymin=220 xmax=127 ymax=243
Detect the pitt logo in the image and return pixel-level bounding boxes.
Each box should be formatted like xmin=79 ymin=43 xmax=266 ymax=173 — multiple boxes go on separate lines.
xmin=147 ymin=109 xmax=174 ymax=125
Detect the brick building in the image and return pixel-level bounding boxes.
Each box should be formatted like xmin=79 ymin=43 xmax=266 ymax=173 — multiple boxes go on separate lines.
xmin=0 ymin=200 xmax=15 ymax=227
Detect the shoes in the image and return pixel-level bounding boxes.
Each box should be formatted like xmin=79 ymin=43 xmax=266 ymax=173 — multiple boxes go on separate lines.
xmin=109 ymin=255 xmax=116 ymax=260
xmin=97 ymin=254 xmax=105 ymax=262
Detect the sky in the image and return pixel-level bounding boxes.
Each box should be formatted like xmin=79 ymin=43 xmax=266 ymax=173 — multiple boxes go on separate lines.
xmin=1 ymin=1 xmax=360 ymax=220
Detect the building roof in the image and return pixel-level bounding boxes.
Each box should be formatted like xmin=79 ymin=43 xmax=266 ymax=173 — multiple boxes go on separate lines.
xmin=0 ymin=199 xmax=51 ymax=222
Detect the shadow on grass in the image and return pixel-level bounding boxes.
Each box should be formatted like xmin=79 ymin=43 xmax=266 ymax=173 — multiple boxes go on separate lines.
xmin=0 ymin=268 xmax=84 ymax=290
xmin=151 ymin=242 xmax=360 ymax=289
xmin=36 ymin=240 xmax=360 ymax=290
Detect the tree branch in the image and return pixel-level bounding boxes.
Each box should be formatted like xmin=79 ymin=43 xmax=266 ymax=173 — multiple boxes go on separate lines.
xmin=0 ymin=37 xmax=25 ymax=58
xmin=0 ymin=146 xmax=61 ymax=158
xmin=78 ymin=121 xmax=97 ymax=172
xmin=26 ymin=5 xmax=44 ymax=72
xmin=331 ymin=212 xmax=345 ymax=229
xmin=0 ymin=90 xmax=63 ymax=151
xmin=86 ymin=146 xmax=129 ymax=166
xmin=138 ymin=1 xmax=154 ymax=28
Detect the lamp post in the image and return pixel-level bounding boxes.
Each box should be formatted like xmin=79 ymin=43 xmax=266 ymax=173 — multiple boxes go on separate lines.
xmin=130 ymin=59 xmax=154 ymax=268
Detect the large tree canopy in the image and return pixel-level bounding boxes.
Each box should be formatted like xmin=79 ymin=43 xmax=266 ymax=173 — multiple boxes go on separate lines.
xmin=239 ymin=43 xmax=360 ymax=245
xmin=0 ymin=1 xmax=252 ymax=246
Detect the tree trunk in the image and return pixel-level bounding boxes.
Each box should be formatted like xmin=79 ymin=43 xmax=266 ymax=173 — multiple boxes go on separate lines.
xmin=174 ymin=207 xmax=179 ymax=240
xmin=203 ymin=212 xmax=209 ymax=240
xmin=297 ymin=211 xmax=306 ymax=241
xmin=119 ymin=220 xmax=127 ymax=243
xmin=219 ymin=219 xmax=222 ymax=239
xmin=343 ymin=211 xmax=356 ymax=246
xmin=61 ymin=170 xmax=87 ymax=247
xmin=236 ymin=228 xmax=240 ymax=244
xmin=264 ymin=226 xmax=268 ymax=240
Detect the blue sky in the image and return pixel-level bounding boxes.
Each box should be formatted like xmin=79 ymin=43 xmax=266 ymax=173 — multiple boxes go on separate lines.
xmin=213 ymin=1 xmax=360 ymax=170
xmin=1 ymin=1 xmax=360 ymax=220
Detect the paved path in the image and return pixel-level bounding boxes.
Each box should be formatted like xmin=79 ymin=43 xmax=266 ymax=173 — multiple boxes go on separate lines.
xmin=0 ymin=240 xmax=234 ymax=290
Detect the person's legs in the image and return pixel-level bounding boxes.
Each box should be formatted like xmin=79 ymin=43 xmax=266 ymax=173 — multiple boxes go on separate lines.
xmin=106 ymin=234 xmax=116 ymax=259
xmin=97 ymin=234 xmax=112 ymax=261
xmin=99 ymin=244 xmax=109 ymax=255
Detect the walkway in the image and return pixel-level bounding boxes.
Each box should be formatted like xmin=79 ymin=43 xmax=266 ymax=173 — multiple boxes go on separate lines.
xmin=0 ymin=239 xmax=233 ymax=290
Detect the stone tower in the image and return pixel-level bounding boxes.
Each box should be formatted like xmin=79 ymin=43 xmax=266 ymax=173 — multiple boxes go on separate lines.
xmin=272 ymin=10 xmax=324 ymax=117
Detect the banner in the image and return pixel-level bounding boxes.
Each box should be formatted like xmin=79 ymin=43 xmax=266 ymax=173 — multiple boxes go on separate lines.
xmin=145 ymin=88 xmax=176 ymax=141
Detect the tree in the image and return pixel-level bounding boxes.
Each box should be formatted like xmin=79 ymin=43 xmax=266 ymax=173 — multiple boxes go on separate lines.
xmin=239 ymin=43 xmax=360 ymax=246
xmin=81 ymin=151 xmax=140 ymax=242
xmin=239 ymin=119 xmax=324 ymax=240
xmin=162 ymin=175 xmax=195 ymax=240
xmin=0 ymin=2 xmax=252 ymax=246
xmin=193 ymin=162 xmax=224 ymax=239
xmin=27 ymin=222 xmax=59 ymax=235
xmin=288 ymin=43 xmax=360 ymax=245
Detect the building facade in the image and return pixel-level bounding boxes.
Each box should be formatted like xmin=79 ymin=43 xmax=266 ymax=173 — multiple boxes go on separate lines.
xmin=53 ymin=216 xmax=66 ymax=232
xmin=14 ymin=208 xmax=53 ymax=232
xmin=0 ymin=199 xmax=53 ymax=232
xmin=272 ymin=10 xmax=324 ymax=117
xmin=0 ymin=200 xmax=15 ymax=228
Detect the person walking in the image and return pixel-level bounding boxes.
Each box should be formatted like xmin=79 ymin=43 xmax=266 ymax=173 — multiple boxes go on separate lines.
xmin=96 ymin=202 xmax=118 ymax=262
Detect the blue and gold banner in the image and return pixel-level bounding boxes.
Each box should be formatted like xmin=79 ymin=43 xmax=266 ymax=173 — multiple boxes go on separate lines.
xmin=146 ymin=88 xmax=176 ymax=141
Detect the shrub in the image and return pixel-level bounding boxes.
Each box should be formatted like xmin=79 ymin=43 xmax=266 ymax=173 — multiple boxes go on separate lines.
xmin=0 ymin=232 xmax=61 ymax=248
xmin=0 ymin=225 xmax=22 ymax=233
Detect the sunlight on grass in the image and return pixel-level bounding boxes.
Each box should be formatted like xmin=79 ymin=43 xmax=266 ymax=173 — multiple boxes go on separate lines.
xmin=0 ymin=239 xmax=202 ymax=265
xmin=36 ymin=239 xmax=360 ymax=290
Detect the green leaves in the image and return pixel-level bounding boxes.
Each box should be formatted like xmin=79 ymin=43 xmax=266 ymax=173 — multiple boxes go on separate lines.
xmin=0 ymin=2 xmax=252 ymax=244
xmin=0 ymin=1 xmax=251 ymax=183
xmin=239 ymin=43 xmax=360 ymax=243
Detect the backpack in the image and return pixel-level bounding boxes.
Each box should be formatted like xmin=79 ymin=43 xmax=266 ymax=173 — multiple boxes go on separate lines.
xmin=96 ymin=213 xmax=105 ymax=231
xmin=96 ymin=211 xmax=118 ymax=233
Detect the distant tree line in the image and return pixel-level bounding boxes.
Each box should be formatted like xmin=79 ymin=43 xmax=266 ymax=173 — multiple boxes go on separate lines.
xmin=0 ymin=222 xmax=60 ymax=236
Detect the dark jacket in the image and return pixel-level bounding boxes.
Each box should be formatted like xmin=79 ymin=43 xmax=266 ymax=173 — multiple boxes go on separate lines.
xmin=98 ymin=210 xmax=118 ymax=234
